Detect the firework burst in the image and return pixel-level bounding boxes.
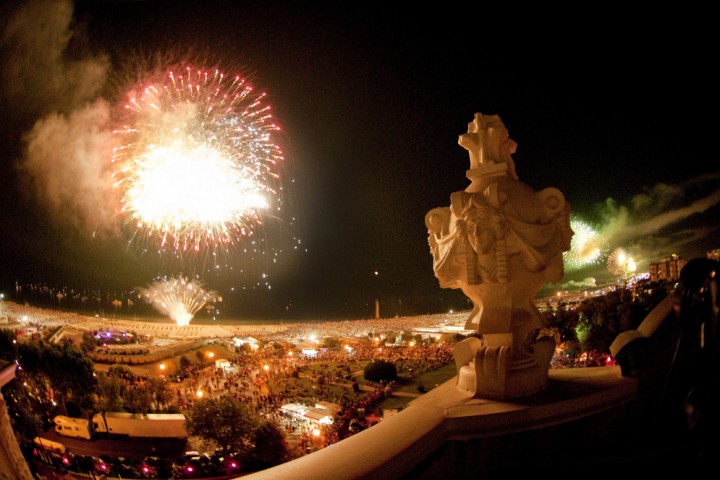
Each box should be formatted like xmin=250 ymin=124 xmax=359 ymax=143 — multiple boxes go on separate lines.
xmin=563 ymin=218 xmax=609 ymax=270
xmin=137 ymin=275 xmax=220 ymax=327
xmin=607 ymin=248 xmax=637 ymax=277
xmin=112 ymin=65 xmax=284 ymax=253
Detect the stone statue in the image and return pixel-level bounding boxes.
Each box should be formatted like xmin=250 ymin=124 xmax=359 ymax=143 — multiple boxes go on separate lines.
xmin=426 ymin=113 xmax=573 ymax=399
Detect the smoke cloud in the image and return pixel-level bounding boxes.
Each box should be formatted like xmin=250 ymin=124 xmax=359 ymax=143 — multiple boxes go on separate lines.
xmin=1 ymin=0 xmax=108 ymax=119
xmin=550 ymin=171 xmax=720 ymax=294
xmin=601 ymin=172 xmax=720 ymax=248
xmin=20 ymin=100 xmax=119 ymax=235
xmin=2 ymin=0 xmax=117 ymax=235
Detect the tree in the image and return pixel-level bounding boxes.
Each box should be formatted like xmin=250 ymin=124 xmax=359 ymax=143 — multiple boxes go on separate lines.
xmin=1 ymin=375 xmax=44 ymax=440
xmin=364 ymin=359 xmax=397 ymax=383
xmin=38 ymin=341 xmax=97 ymax=411
xmin=244 ymin=419 xmax=292 ymax=471
xmin=80 ymin=331 xmax=98 ymax=353
xmin=322 ymin=336 xmax=341 ymax=349
xmin=267 ymin=341 xmax=288 ymax=354
xmin=2 ymin=331 xmax=95 ymax=439
xmin=400 ymin=331 xmax=415 ymax=344
xmin=185 ymin=396 xmax=259 ymax=475
xmin=195 ymin=350 xmax=205 ymax=363
xmin=0 ymin=329 xmax=18 ymax=360
xmin=108 ymin=363 xmax=133 ymax=380
xmin=14 ymin=340 xmax=96 ymax=413
xmin=95 ymin=372 xmax=125 ymax=412
xmin=147 ymin=377 xmax=173 ymax=411
xmin=124 ymin=385 xmax=153 ymax=414
xmin=542 ymin=299 xmax=580 ymax=345
xmin=178 ymin=356 xmax=193 ymax=378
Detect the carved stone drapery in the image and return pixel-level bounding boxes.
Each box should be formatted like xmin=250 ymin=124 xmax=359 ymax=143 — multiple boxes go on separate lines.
xmin=426 ymin=113 xmax=572 ymax=399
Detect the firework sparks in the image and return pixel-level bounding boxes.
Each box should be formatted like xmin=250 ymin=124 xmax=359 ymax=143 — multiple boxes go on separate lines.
xmin=112 ymin=65 xmax=283 ymax=252
xmin=607 ymin=248 xmax=637 ymax=277
xmin=137 ymin=275 xmax=220 ymax=327
xmin=564 ymin=218 xmax=608 ymax=270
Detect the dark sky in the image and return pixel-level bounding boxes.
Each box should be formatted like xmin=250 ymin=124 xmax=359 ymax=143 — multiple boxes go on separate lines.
xmin=1 ymin=0 xmax=718 ymax=320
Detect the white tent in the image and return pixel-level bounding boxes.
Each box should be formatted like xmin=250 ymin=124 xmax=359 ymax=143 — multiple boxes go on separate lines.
xmin=315 ymin=401 xmax=342 ymax=414
xmin=281 ymin=404 xmax=334 ymax=425
xmin=303 ymin=408 xmax=334 ymax=425
xmin=214 ymin=358 xmax=231 ymax=370
xmin=280 ymin=403 xmax=307 ymax=419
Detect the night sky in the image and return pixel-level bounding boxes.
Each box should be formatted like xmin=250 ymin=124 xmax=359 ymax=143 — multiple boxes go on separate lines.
xmin=1 ymin=0 xmax=718 ymax=320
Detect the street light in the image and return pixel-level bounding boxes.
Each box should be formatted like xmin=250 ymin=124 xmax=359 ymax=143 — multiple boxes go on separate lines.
xmin=373 ymin=270 xmax=380 ymax=320
xmin=263 ymin=364 xmax=272 ymax=395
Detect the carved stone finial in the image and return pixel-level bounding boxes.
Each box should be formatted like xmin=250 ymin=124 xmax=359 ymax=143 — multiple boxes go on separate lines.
xmin=459 ymin=113 xmax=518 ymax=189
xmin=426 ymin=113 xmax=573 ymax=399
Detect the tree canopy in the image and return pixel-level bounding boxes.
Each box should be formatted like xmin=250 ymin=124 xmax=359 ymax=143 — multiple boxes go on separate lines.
xmin=0 ymin=330 xmax=96 ymax=438
xmin=364 ymin=359 xmax=397 ymax=383
xmin=185 ymin=396 xmax=292 ymax=474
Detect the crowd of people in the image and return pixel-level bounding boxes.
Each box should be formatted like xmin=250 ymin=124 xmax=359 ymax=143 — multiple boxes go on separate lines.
xmin=168 ymin=339 xmax=454 ymax=456
xmin=1 ymin=297 xmax=469 ymax=340
xmin=1 ymin=298 xmax=464 ymax=458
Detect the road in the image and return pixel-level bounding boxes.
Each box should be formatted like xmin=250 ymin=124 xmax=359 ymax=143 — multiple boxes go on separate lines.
xmin=39 ymin=429 xmax=188 ymax=460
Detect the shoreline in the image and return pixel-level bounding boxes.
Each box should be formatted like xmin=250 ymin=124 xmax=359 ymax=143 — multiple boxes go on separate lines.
xmin=2 ymin=299 xmax=474 ymax=341
xmin=2 ymin=298 xmax=454 ymax=327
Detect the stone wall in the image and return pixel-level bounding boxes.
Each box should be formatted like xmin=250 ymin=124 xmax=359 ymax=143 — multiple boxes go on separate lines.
xmin=0 ymin=364 xmax=33 ymax=480
xmin=87 ymin=339 xmax=209 ymax=364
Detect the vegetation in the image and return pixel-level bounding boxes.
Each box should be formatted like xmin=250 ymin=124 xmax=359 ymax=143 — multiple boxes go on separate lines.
xmin=540 ymin=280 xmax=673 ymax=366
xmin=0 ymin=330 xmax=96 ymax=439
xmin=95 ymin=372 xmax=124 ymax=412
xmin=94 ymin=364 xmax=175 ymax=414
xmin=363 ymin=359 xmax=398 ymax=383
xmin=185 ymin=396 xmax=291 ymax=475
xmin=245 ymin=420 xmax=293 ymax=471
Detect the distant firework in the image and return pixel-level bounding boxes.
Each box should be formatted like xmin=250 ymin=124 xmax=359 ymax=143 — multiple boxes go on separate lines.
xmin=137 ymin=275 xmax=220 ymax=327
xmin=607 ymin=248 xmax=636 ymax=277
xmin=564 ymin=219 xmax=608 ymax=269
xmin=112 ymin=65 xmax=284 ymax=252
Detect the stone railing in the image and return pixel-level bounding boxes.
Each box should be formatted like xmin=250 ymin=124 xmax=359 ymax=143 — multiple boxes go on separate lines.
xmin=243 ymin=366 xmax=637 ymax=480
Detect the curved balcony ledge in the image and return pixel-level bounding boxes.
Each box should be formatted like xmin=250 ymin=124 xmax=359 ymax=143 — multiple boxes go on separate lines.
xmin=243 ymin=366 xmax=637 ymax=480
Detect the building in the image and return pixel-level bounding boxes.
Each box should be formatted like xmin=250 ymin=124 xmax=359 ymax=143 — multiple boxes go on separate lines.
xmin=648 ymin=254 xmax=686 ymax=282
